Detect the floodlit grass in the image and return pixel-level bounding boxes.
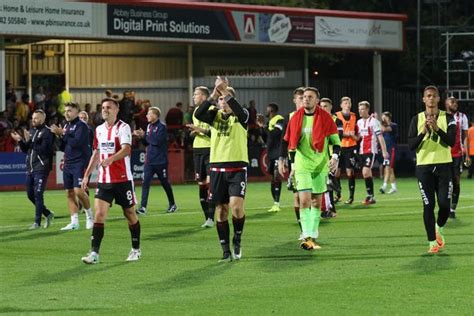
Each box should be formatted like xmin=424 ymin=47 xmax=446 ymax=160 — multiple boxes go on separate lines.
xmin=1 ymin=178 xmax=473 ymax=315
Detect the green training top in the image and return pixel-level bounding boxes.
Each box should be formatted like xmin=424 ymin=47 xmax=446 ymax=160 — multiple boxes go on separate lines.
xmin=210 ymin=111 xmax=248 ymax=164
xmin=268 ymin=114 xmax=285 ymax=131
xmin=294 ymin=114 xmax=340 ymax=173
xmin=416 ymin=110 xmax=452 ymax=165
xmin=192 ymin=106 xmax=212 ymax=149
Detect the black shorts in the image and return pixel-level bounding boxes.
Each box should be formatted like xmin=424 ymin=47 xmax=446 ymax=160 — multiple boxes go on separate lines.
xmin=451 ymin=156 xmax=463 ymax=176
xmin=360 ymin=153 xmax=375 ymax=169
xmin=95 ymin=181 xmax=137 ymax=208
xmin=267 ymin=159 xmax=278 ymax=175
xmin=209 ymin=169 xmax=247 ymax=204
xmin=194 ymin=152 xmax=210 ymax=182
xmin=340 ymin=147 xmax=357 ymax=170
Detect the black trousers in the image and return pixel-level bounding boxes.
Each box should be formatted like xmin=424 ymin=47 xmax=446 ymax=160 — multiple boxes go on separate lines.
xmin=416 ymin=163 xmax=452 ymax=241
xmin=26 ymin=171 xmax=52 ymax=225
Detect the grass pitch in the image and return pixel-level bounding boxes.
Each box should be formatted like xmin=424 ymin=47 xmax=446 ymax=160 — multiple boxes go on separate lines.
xmin=1 ymin=177 xmax=473 ymax=315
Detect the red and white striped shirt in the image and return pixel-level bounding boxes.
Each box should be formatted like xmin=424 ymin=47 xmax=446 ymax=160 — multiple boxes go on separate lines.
xmin=357 ymin=116 xmax=382 ymax=155
xmin=451 ymin=112 xmax=468 ymax=158
xmin=93 ymin=120 xmax=133 ymax=183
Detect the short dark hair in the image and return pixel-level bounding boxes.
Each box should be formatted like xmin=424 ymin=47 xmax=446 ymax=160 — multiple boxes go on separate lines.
xmin=423 ymin=85 xmax=439 ymax=95
xmin=304 ymin=87 xmax=320 ymax=98
xmin=65 ymin=102 xmax=79 ymax=110
xmin=293 ymin=87 xmax=305 ymax=96
xmin=195 ymin=86 xmax=210 ymax=97
xmin=267 ymin=103 xmax=279 ymax=113
xmin=320 ymin=98 xmax=333 ymax=105
xmin=382 ymin=111 xmax=392 ymax=120
xmin=101 ymin=98 xmax=119 ymax=107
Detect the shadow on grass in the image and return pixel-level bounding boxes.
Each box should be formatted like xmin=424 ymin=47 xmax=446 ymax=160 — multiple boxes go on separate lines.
xmin=0 ymin=229 xmax=29 ymax=240
xmin=402 ymin=253 xmax=454 ymax=274
xmin=446 ymin=218 xmax=472 ymax=229
xmin=144 ymin=226 xmax=203 ymax=240
xmin=0 ymin=230 xmax=64 ymax=243
xmin=138 ymin=262 xmax=229 ymax=292
xmin=245 ymin=212 xmax=276 ymax=220
xmin=0 ymin=306 xmax=108 ymax=313
xmin=252 ymin=240 xmax=318 ymax=272
xmin=26 ymin=262 xmax=128 ymax=285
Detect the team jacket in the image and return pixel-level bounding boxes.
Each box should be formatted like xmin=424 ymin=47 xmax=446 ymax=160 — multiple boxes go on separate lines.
xmin=19 ymin=124 xmax=55 ymax=174
xmin=142 ymin=120 xmax=168 ymax=166
xmin=56 ymin=117 xmax=90 ymax=167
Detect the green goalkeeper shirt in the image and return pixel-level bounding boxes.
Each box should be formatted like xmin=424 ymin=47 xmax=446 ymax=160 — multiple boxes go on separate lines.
xmin=294 ymin=114 xmax=341 ymax=173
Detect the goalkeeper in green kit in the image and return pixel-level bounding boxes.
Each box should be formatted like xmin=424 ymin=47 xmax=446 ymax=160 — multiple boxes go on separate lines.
xmin=283 ymin=87 xmax=341 ymax=250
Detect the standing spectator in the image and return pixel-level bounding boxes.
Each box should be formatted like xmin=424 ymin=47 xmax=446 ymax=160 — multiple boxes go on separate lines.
xmin=92 ymin=103 xmax=104 ymax=127
xmin=34 ymin=86 xmax=46 ymax=110
xmin=84 ymin=103 xmax=92 ymax=115
xmin=379 ymin=112 xmax=398 ymax=194
xmin=15 ymin=94 xmax=30 ymax=124
xmin=105 ymin=89 xmax=113 ymax=98
xmin=133 ymin=107 xmax=177 ymax=214
xmin=6 ymin=97 xmax=17 ymax=122
xmin=467 ymin=121 xmax=474 ymax=178
xmin=183 ymin=105 xmax=194 ymax=125
xmin=57 ymin=86 xmax=72 ymax=116
xmin=165 ymin=102 xmax=184 ymax=146
xmin=118 ymin=91 xmax=135 ymax=125
xmin=46 ymin=103 xmax=63 ymax=126
xmin=79 ymin=111 xmax=94 ymax=161
xmin=10 ymin=110 xmax=55 ymax=229
xmin=165 ymin=102 xmax=184 ymax=127
xmin=136 ymin=100 xmax=151 ymax=131
xmin=183 ymin=105 xmax=195 ymax=149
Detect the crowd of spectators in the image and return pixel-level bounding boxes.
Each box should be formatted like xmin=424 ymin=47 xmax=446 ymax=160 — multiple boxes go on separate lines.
xmin=0 ymin=81 xmax=266 ymax=153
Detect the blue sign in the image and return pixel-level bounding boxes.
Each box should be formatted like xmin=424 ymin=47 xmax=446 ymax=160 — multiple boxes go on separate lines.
xmin=0 ymin=153 xmax=27 ymax=185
